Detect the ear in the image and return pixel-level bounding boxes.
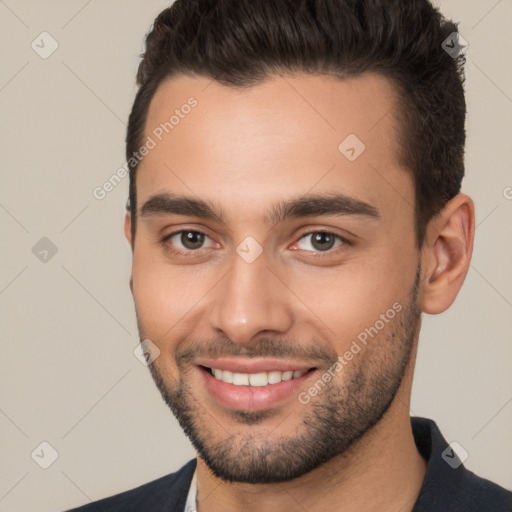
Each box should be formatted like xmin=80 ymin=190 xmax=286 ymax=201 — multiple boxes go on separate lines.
xmin=421 ymin=193 xmax=475 ymax=314
xmin=124 ymin=211 xmax=133 ymax=248
xmin=124 ymin=211 xmax=134 ymax=293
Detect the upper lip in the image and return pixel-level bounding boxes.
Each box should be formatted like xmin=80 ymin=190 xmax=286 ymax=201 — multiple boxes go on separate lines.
xmin=195 ymin=357 xmax=316 ymax=374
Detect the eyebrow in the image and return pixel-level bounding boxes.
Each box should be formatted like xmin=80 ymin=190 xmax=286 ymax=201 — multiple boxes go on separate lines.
xmin=139 ymin=192 xmax=380 ymax=225
xmin=140 ymin=193 xmax=224 ymax=222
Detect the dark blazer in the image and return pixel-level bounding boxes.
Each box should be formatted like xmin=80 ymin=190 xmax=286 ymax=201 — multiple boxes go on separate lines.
xmin=65 ymin=458 xmax=196 ymax=512
xmin=65 ymin=417 xmax=512 ymax=511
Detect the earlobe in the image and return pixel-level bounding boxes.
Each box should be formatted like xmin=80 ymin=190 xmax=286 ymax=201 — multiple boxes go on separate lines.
xmin=421 ymin=194 xmax=475 ymax=314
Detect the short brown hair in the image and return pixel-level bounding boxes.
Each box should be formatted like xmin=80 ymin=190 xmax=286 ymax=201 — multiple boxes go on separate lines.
xmin=126 ymin=0 xmax=466 ymax=247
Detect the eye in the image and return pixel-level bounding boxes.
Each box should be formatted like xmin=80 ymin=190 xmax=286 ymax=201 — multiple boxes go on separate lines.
xmin=162 ymin=230 xmax=218 ymax=253
xmin=295 ymin=231 xmax=347 ymax=252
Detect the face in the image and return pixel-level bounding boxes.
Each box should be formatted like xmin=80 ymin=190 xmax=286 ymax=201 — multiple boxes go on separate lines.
xmin=128 ymin=72 xmax=423 ymax=483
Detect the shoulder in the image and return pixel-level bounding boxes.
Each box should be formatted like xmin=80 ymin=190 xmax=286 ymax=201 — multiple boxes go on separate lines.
xmin=417 ymin=464 xmax=512 ymax=511
xmin=458 ymin=468 xmax=512 ymax=511
xmin=411 ymin=417 xmax=512 ymax=512
xmin=63 ymin=458 xmax=197 ymax=512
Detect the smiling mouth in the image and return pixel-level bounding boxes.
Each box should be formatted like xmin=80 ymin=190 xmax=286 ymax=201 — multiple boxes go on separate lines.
xmin=201 ymin=366 xmax=316 ymax=387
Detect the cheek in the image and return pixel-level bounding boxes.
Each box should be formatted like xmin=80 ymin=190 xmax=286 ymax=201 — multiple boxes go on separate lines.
xmin=288 ymin=250 xmax=415 ymax=350
xmin=131 ymin=253 xmax=209 ymax=341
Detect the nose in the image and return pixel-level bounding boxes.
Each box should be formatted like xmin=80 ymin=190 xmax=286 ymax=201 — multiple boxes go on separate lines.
xmin=207 ymin=250 xmax=294 ymax=345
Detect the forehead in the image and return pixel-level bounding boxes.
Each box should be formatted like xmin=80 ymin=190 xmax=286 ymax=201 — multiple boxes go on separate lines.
xmin=137 ymin=72 xmax=412 ymax=223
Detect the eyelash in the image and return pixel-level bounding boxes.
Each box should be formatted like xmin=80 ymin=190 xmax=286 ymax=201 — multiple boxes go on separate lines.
xmin=160 ymin=229 xmax=351 ymax=258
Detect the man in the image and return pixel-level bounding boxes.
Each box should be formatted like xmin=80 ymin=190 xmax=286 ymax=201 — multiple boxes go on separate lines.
xmin=67 ymin=0 xmax=512 ymax=511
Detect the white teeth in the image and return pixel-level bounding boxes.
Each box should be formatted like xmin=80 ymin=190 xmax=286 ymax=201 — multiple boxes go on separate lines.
xmin=232 ymin=373 xmax=249 ymax=386
xmin=210 ymin=368 xmax=308 ymax=386
xmin=249 ymin=372 xmax=268 ymax=387
xmin=222 ymin=370 xmax=233 ymax=384
xmin=268 ymin=371 xmax=283 ymax=384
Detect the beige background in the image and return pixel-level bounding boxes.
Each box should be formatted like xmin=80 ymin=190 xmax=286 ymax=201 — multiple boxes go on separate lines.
xmin=1 ymin=1 xmax=511 ymax=511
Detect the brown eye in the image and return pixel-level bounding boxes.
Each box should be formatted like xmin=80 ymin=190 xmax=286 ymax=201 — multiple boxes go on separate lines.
xmin=180 ymin=231 xmax=205 ymax=250
xmin=296 ymin=231 xmax=346 ymax=253
xmin=310 ymin=232 xmax=336 ymax=251
xmin=163 ymin=230 xmax=216 ymax=253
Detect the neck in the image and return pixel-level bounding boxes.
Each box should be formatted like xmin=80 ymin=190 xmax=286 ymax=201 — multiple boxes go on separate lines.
xmin=196 ymin=350 xmax=426 ymax=512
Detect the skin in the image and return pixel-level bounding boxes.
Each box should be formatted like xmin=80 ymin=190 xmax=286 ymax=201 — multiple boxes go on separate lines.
xmin=124 ymin=72 xmax=475 ymax=512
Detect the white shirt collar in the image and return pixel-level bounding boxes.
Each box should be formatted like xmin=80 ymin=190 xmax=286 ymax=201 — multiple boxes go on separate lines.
xmin=184 ymin=467 xmax=198 ymax=512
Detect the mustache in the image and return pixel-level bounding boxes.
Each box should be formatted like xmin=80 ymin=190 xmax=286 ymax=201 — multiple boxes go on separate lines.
xmin=176 ymin=336 xmax=339 ymax=367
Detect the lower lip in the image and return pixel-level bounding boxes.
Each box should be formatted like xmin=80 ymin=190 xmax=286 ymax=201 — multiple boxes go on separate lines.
xmin=198 ymin=366 xmax=316 ymax=412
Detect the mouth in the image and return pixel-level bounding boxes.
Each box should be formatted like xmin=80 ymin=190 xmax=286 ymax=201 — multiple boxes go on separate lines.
xmin=195 ymin=359 xmax=319 ymax=412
